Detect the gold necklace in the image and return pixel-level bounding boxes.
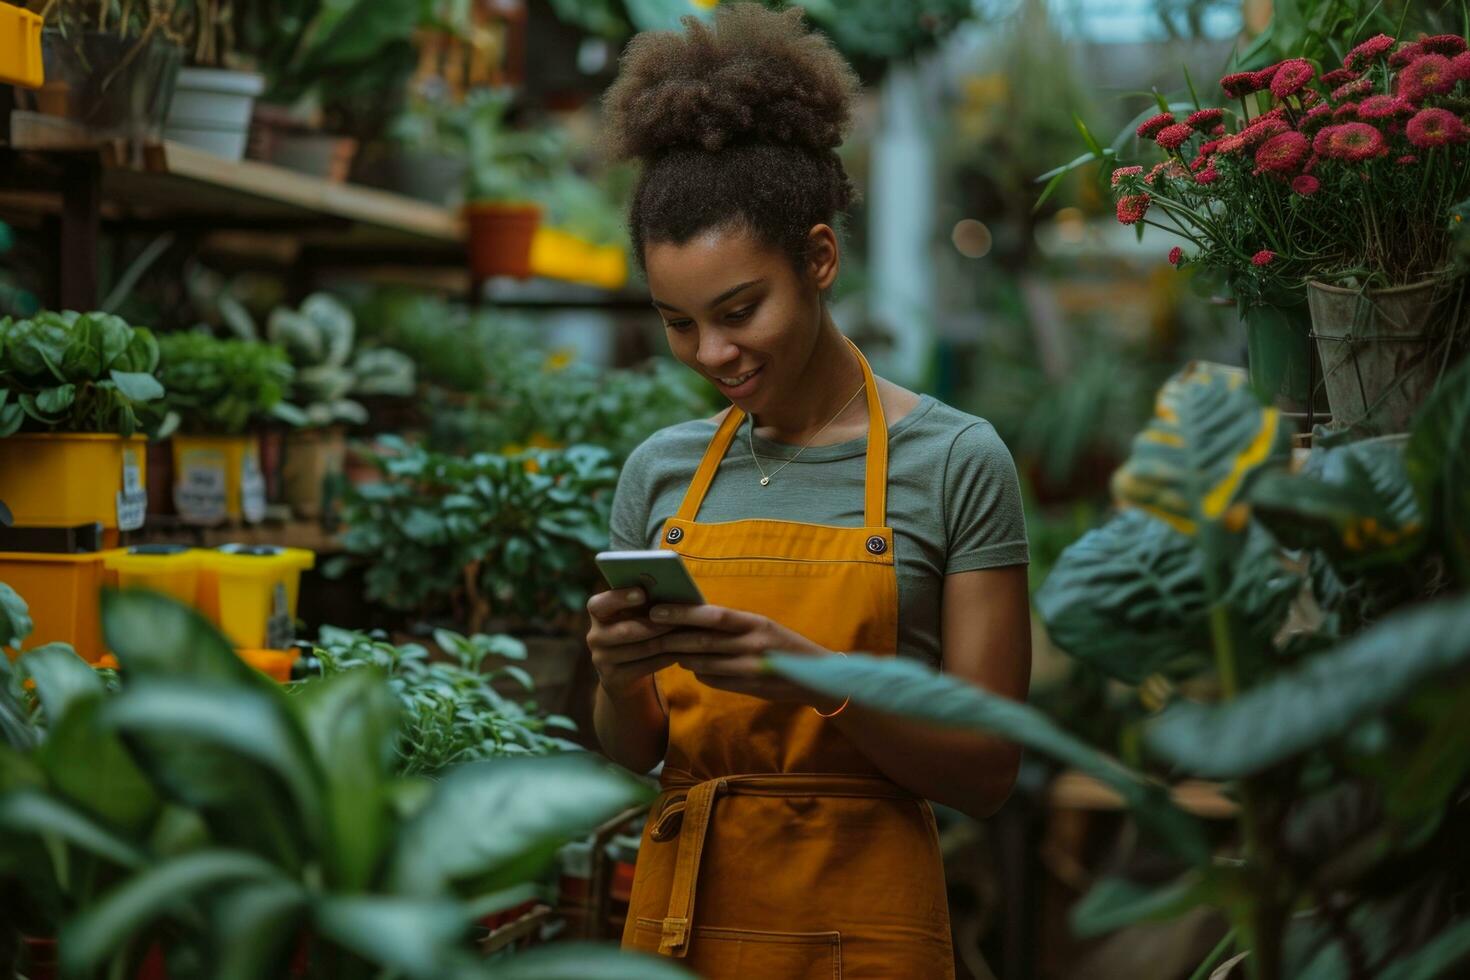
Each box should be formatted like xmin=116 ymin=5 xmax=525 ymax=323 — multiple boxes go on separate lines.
xmin=748 ymin=384 xmax=866 ymax=487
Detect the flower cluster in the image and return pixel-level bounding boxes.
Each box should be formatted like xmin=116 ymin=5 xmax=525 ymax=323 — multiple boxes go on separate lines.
xmin=1108 ymin=31 xmax=1470 ymax=291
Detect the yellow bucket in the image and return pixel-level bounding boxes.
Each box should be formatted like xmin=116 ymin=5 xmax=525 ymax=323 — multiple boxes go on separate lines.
xmin=0 ymin=550 xmax=123 ymax=663
xmin=171 ymin=434 xmax=265 ymax=525
xmin=0 ymin=6 xmax=43 ymax=89
xmin=103 ymin=545 xmax=201 ymax=606
xmin=197 ymin=545 xmax=314 ymax=650
xmin=530 ymin=227 xmax=628 ymax=291
xmin=0 ymin=434 xmax=148 ymax=532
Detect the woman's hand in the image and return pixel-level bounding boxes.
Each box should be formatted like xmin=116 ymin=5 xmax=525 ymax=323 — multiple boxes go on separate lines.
xmin=647 ymin=603 xmax=845 ymax=711
xmin=586 ymin=588 xmax=682 ymax=698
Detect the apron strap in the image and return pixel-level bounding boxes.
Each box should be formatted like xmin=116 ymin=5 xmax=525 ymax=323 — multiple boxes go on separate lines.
xmin=671 ymin=338 xmax=890 ymax=527
xmin=655 ymin=777 xmax=722 ymax=957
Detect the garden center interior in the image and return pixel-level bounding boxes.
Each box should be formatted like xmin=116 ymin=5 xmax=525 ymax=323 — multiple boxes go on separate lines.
xmin=2 ymin=1 xmax=1469 ymax=978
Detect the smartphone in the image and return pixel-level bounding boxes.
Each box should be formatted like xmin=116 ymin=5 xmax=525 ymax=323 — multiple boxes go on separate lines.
xmin=595 ymin=550 xmax=705 ymax=605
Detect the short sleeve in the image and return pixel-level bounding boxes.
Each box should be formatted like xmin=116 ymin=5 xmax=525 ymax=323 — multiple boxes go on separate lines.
xmin=943 ymin=422 xmax=1029 ymax=573
xmin=608 ymin=437 xmax=656 ymax=551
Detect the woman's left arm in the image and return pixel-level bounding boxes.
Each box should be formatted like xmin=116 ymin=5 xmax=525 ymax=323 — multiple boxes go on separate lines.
xmin=827 ymin=565 xmax=1031 ymax=818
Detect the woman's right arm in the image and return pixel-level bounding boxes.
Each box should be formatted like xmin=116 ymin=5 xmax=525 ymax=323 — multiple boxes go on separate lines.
xmin=588 ymin=587 xmax=676 ymax=774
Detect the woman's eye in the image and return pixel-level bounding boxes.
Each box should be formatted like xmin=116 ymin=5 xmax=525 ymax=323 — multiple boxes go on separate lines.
xmin=665 ymin=319 xmax=694 ymax=332
xmin=726 ymin=306 xmax=755 ymax=322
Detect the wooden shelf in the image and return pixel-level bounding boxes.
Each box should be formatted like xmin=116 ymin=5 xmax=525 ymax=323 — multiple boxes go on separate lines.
xmin=127 ymin=516 xmax=344 ymax=554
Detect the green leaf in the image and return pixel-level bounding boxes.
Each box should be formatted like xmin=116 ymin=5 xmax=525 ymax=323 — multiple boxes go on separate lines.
xmin=60 ymin=850 xmax=288 ymax=975
xmin=17 ymin=642 xmax=101 ymax=724
xmin=108 ymin=370 xmax=165 ymax=403
xmin=293 ymin=670 xmax=398 ymax=891
xmin=1036 ymin=510 xmax=1209 ymax=683
xmin=475 ymin=942 xmax=696 ymax=979
xmin=388 ymin=754 xmax=654 ymax=896
xmin=1112 ymin=362 xmax=1290 ymax=535
xmin=767 ymin=652 xmax=1211 ymax=862
xmin=0 ymin=581 xmax=34 ymax=650
xmin=212 ymin=879 xmax=308 ymax=980
xmin=495 ymin=665 xmax=535 ymax=691
xmin=38 ymin=696 xmax=159 ymax=834
xmin=312 ymin=895 xmax=470 ymax=978
xmin=0 ymin=400 xmax=24 ymax=436
xmin=1070 ymin=872 xmax=1217 ymax=938
xmin=1377 ymin=916 xmax=1470 ymax=980
xmin=35 ymin=383 xmax=76 ymax=414
xmin=0 ymin=787 xmax=148 ymax=869
xmin=1406 ymin=357 xmax=1470 ymax=585
xmin=1146 ymin=595 xmax=1470 ymax=777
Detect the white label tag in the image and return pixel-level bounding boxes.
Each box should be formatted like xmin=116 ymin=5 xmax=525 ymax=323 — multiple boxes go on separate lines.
xmin=115 ymin=490 xmax=147 ymax=531
xmin=266 ymin=581 xmax=292 ymax=650
xmin=175 ymin=458 xmax=229 ymax=524
xmin=241 ymin=450 xmax=267 ymax=524
xmin=121 ymin=447 xmax=143 ymax=494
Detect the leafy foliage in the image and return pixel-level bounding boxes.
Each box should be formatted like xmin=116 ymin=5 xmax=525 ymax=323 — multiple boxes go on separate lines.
xmin=0 ymin=311 xmax=165 ymax=437
xmin=157 ymin=331 xmax=296 ymax=435
xmin=0 ymin=590 xmax=659 ymax=978
xmin=333 ymin=439 xmax=619 ymax=626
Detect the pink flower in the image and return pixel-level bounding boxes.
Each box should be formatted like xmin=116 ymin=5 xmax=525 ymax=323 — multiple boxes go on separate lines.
xmin=1398 ymin=54 xmax=1456 ymax=101
xmin=1110 ymin=165 xmax=1144 ymax=186
xmin=1356 ymin=94 xmax=1411 ymax=119
xmin=1197 ymin=138 xmax=1223 ymax=157
xmin=1389 ymin=42 xmax=1423 ymax=69
xmin=1321 ymin=122 xmax=1389 ymax=161
xmin=1211 ymin=124 xmax=1227 ymax=136
xmin=1221 ymin=71 xmax=1265 ymax=97
xmin=1418 ymin=34 xmax=1467 ymax=57
xmin=1301 ymin=104 xmax=1334 ymax=131
xmin=1168 ymin=246 xmax=1183 ymax=265
xmin=1405 ymin=107 xmax=1469 ymax=148
xmin=1215 ymin=134 xmax=1248 ymax=154
xmin=1320 ymin=67 xmax=1360 ymax=88
xmin=1291 ymin=174 xmax=1320 ymax=195
xmin=1155 ymin=123 xmax=1195 ymax=150
xmin=1137 ymin=113 xmax=1176 ymax=138
xmin=1333 ymin=102 xmax=1361 ymax=121
xmin=1303 ymin=153 xmax=1319 ymax=172
xmin=1300 ymin=88 xmax=1322 ymax=106
xmin=1186 ymin=108 xmax=1224 ymax=129
xmin=1254 ymin=130 xmax=1310 ymax=173
xmin=1332 ymin=77 xmax=1374 ymax=100
xmin=1242 ymin=117 xmax=1290 ymax=145
xmin=1116 ymin=194 xmax=1151 ymax=224
xmin=1344 ymin=34 xmax=1396 ymax=70
xmin=1270 ymin=59 xmax=1315 ymax=98
xmin=1195 ymin=167 xmax=1220 ymax=185
xmin=1252 ymin=250 xmax=1276 ymax=266
xmin=1396 ymin=154 xmax=1419 ymax=165
xmin=1453 ymin=51 xmax=1470 ymax=82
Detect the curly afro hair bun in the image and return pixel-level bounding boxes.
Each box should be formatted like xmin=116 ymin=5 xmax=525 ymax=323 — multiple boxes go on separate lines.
xmin=605 ymin=4 xmax=858 ymax=159
xmin=603 ymin=3 xmax=861 ymax=272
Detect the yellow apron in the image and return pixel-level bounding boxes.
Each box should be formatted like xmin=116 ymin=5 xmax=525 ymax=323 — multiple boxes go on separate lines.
xmin=622 ymin=342 xmax=955 ymax=979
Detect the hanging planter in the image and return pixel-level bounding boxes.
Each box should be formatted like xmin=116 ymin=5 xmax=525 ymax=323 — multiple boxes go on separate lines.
xmin=1306 ymin=278 xmax=1469 ymax=434
xmin=466 ymin=201 xmax=542 ymax=280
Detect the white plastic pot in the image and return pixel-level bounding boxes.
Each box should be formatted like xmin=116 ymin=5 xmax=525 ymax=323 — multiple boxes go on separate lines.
xmin=164 ymin=67 xmax=264 ymax=161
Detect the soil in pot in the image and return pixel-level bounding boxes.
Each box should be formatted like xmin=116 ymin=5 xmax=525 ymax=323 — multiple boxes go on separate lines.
xmin=1307 ymin=278 xmax=1470 ymax=433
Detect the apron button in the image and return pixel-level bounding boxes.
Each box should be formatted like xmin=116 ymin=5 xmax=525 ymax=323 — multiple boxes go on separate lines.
xmin=666 ymin=526 xmax=684 ymax=544
xmin=866 ymin=535 xmax=887 ymax=555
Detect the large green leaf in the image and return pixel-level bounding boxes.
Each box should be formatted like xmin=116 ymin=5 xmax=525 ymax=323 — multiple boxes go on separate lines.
xmin=59 ymin=850 xmax=288 ymax=975
xmin=1249 ymin=438 xmax=1425 ymax=572
xmin=212 ymin=880 xmax=308 ymax=980
xmin=16 ymin=642 xmax=100 ymax=725
xmin=767 ymin=653 xmax=1211 ymax=862
xmin=108 ymin=370 xmax=165 ymax=403
xmin=293 ymin=669 xmax=398 ymax=891
xmin=38 ymin=697 xmax=158 ymax=834
xmin=1377 ymin=916 xmax=1470 ymax=980
xmin=1035 ymin=509 xmax=1210 ymax=683
xmin=312 ymin=895 xmax=471 ymax=979
xmin=1070 ymin=872 xmax=1218 ymax=938
xmin=1112 ymin=362 xmax=1290 ymax=535
xmin=388 ymin=754 xmax=654 ymax=896
xmin=0 ymin=787 xmax=148 ymax=870
xmin=1146 ymin=596 xmax=1470 ymax=777
xmin=0 ymin=580 xmax=30 ymax=651
xmin=474 ymin=942 xmax=695 ymax=979
xmin=102 ymin=589 xmax=269 ymax=688
xmin=1405 ymin=357 xmax=1470 ymax=585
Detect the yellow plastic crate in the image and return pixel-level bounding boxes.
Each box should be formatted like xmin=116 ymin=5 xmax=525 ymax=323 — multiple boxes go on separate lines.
xmin=197 ymin=545 xmax=314 ymax=650
xmin=0 ymin=434 xmax=147 ymax=532
xmin=0 ymin=550 xmax=123 ymax=664
xmin=0 ymin=5 xmax=43 ymax=89
xmin=103 ymin=545 xmax=202 ymax=606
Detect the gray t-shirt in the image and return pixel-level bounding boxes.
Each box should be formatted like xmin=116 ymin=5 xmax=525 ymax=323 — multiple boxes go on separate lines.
xmin=608 ymin=395 xmax=1029 ymax=668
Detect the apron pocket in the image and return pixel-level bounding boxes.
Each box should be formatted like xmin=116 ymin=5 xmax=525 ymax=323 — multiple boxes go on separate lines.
xmin=634 ymin=918 xmax=843 ymax=979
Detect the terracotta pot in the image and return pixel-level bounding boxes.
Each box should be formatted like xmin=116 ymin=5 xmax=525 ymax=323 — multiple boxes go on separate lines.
xmin=465 ymin=201 xmax=542 ymax=280
xmin=271 ymin=133 xmax=359 ymax=183
xmin=283 ymin=426 xmax=347 ymax=519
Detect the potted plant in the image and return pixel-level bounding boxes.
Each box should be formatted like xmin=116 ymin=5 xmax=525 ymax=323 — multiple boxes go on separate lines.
xmin=0 ymin=311 xmax=166 ymax=538
xmin=263 ymin=293 xmax=415 ymax=519
xmin=19 ymin=0 xmax=181 ymax=141
xmin=0 ymin=590 xmax=678 ymax=979
xmin=1088 ymin=32 xmax=1470 ymax=430
xmin=772 ymin=357 xmax=1470 ymax=980
xmin=156 ymin=331 xmax=296 ymax=525
xmin=161 ymin=0 xmax=266 ymax=160
xmin=462 ymin=91 xmax=558 ymax=280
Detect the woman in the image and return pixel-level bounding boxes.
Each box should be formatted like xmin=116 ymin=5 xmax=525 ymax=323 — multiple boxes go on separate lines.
xmin=588 ymin=6 xmax=1032 ymax=977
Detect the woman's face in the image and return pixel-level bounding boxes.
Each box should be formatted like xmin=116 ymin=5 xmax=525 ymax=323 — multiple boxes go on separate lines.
xmin=644 ymin=225 xmax=837 ymax=417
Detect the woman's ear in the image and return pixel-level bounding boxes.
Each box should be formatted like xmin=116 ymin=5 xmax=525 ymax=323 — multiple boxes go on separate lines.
xmin=806 ymin=224 xmax=840 ymax=291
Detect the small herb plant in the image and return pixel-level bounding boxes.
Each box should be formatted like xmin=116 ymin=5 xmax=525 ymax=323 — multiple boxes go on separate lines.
xmin=156 ymin=331 xmax=297 ymax=435
xmin=309 ymin=626 xmax=578 ymax=776
xmin=332 ymin=439 xmax=618 ymax=629
xmin=0 ymin=311 xmax=166 ymax=437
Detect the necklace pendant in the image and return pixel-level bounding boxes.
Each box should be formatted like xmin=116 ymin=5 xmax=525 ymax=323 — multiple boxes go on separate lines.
xmin=760 ymin=476 xmax=770 ymax=487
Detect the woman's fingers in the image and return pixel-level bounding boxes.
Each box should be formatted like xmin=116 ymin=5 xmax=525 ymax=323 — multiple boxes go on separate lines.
xmin=592 ymin=615 xmax=675 ymax=647
xmin=587 ymin=587 xmax=647 ymax=623
xmin=649 ymin=603 xmax=760 ymax=632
